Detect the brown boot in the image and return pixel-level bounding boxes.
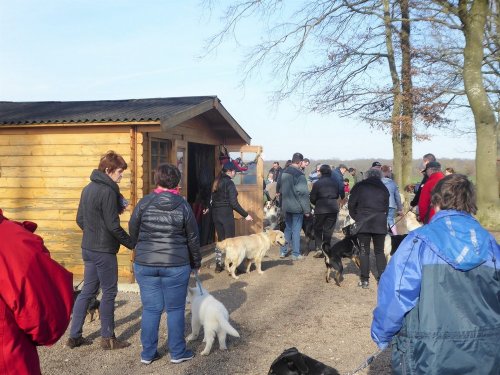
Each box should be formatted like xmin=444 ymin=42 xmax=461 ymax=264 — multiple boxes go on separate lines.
xmin=101 ymin=336 xmax=130 ymax=350
xmin=66 ymin=336 xmax=91 ymax=349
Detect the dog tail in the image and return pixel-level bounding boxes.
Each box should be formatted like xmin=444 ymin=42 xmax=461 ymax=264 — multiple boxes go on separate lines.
xmin=219 ymin=318 xmax=240 ymax=338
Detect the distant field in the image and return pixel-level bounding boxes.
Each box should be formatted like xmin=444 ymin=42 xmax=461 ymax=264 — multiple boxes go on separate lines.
xmin=263 ymin=158 xmax=475 ymax=184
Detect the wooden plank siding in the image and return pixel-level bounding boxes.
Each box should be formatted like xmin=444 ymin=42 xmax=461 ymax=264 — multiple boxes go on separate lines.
xmin=0 ymin=126 xmax=136 ymax=278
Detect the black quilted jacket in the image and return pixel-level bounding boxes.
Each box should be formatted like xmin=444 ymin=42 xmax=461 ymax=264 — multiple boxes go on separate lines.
xmin=129 ymin=192 xmax=201 ymax=269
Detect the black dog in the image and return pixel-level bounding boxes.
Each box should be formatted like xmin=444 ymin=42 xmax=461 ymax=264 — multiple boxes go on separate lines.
xmin=72 ymin=285 xmax=100 ymax=322
xmin=321 ymin=225 xmax=361 ymax=285
xmin=301 ymin=214 xmax=315 ymax=255
xmin=390 ymin=234 xmax=408 ymax=256
xmin=269 ymin=347 xmax=340 ymax=375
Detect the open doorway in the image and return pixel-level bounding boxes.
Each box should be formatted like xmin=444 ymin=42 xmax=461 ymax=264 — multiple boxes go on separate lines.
xmin=187 ymin=142 xmax=215 ymax=246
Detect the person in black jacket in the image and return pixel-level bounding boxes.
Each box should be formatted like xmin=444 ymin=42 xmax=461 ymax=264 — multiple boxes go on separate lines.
xmin=309 ymin=164 xmax=340 ymax=258
xmin=348 ymin=168 xmax=389 ymax=289
xmin=129 ymin=163 xmax=201 ymax=365
xmin=209 ymin=161 xmax=253 ymax=272
xmin=67 ymin=151 xmax=134 ymax=350
xmin=410 ymin=153 xmax=436 ymax=208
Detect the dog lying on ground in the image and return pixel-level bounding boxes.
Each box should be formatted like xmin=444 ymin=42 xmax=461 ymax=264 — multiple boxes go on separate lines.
xmin=186 ymin=286 xmax=240 ymax=355
xmin=384 ymin=210 xmax=422 ymax=263
xmin=268 ymin=347 xmax=340 ymax=375
xmin=216 ymin=230 xmax=286 ymax=280
xmin=321 ymin=224 xmax=361 ymax=286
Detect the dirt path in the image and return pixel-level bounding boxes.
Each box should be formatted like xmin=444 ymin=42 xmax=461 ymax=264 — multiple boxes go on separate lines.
xmin=39 ymin=233 xmax=391 ymax=375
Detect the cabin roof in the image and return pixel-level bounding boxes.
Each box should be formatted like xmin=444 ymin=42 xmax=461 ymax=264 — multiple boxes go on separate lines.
xmin=0 ymin=96 xmax=251 ymax=143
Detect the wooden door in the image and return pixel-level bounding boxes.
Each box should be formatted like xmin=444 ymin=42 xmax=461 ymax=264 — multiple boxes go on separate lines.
xmin=226 ymin=145 xmax=264 ymax=236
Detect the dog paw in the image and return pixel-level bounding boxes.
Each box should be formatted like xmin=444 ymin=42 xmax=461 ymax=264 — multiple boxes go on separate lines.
xmin=186 ymin=334 xmax=196 ymax=342
xmin=200 ymin=350 xmax=210 ymax=356
xmin=219 ymin=346 xmax=227 ymax=351
xmin=257 ymin=270 xmax=264 ymax=274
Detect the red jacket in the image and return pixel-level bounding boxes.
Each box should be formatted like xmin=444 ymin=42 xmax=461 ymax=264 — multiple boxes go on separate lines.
xmin=0 ymin=209 xmax=74 ymax=375
xmin=418 ymin=172 xmax=445 ymax=224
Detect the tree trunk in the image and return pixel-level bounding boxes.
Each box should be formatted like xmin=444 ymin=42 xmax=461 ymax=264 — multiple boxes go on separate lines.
xmin=461 ymin=0 xmax=500 ymax=227
xmin=384 ymin=0 xmax=404 ymax=187
xmin=400 ymin=0 xmax=413 ymax=190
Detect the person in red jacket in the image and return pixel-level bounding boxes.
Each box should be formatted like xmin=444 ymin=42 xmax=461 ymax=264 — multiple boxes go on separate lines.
xmin=418 ymin=161 xmax=445 ymax=223
xmin=0 ymin=209 xmax=74 ymax=375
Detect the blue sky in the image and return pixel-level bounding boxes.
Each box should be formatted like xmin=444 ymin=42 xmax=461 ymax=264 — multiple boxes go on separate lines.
xmin=0 ymin=0 xmax=475 ymax=161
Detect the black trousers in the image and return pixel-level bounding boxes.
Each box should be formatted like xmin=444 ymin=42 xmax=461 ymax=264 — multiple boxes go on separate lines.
xmin=357 ymin=233 xmax=386 ymax=282
xmin=212 ymin=206 xmax=235 ymax=241
xmin=314 ymin=213 xmax=338 ymax=250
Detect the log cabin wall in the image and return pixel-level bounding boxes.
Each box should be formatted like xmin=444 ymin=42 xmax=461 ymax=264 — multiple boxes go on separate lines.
xmin=0 ymin=125 xmax=138 ymax=279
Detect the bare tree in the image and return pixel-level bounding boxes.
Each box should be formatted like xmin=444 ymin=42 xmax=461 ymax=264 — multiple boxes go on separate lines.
xmin=204 ymin=0 xmax=454 ymax=190
xmin=417 ymin=0 xmax=500 ymax=225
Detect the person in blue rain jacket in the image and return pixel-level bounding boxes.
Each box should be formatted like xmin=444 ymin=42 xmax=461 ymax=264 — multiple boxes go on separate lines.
xmin=371 ymin=174 xmax=500 ymax=375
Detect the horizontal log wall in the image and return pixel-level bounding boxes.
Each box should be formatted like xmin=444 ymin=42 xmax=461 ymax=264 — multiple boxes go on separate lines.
xmin=0 ymin=126 xmax=137 ymax=278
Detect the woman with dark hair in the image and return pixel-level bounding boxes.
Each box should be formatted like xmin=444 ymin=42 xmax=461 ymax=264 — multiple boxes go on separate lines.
xmin=209 ymin=161 xmax=253 ymax=272
xmin=372 ymin=174 xmax=500 ymax=374
xmin=67 ymin=151 xmax=135 ymax=350
xmin=129 ymin=163 xmax=201 ymax=365
xmin=348 ymin=168 xmax=389 ymax=289
xmin=309 ymin=164 xmax=340 ymax=257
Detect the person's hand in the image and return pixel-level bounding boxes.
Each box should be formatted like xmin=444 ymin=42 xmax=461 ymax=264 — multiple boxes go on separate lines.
xmin=397 ymin=210 xmax=403 ymax=216
xmin=245 ymin=214 xmax=253 ymax=221
xmin=202 ymin=208 xmax=209 ymax=215
xmin=304 ymin=213 xmax=311 ymax=217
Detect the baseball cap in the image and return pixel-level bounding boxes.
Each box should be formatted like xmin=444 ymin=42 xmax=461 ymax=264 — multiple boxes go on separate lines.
xmin=371 ymin=161 xmax=382 ymax=167
xmin=425 ymin=161 xmax=441 ymax=170
xmin=223 ymin=161 xmax=237 ymax=171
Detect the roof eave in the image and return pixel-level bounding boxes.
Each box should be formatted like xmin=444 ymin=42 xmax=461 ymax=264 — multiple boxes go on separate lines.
xmin=159 ymin=97 xmax=251 ymax=144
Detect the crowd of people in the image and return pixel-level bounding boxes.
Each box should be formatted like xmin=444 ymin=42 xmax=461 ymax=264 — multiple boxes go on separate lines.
xmin=1 ymin=150 xmax=498 ymax=375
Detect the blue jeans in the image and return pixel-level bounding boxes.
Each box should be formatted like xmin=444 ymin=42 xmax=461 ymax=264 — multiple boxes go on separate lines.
xmin=387 ymin=208 xmax=396 ymax=230
xmin=70 ymin=249 xmax=118 ymax=339
xmin=134 ymin=263 xmax=191 ymax=361
xmin=280 ymin=212 xmax=304 ymax=257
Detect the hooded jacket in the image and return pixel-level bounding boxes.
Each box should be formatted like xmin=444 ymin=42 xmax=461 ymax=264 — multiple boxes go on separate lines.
xmin=279 ymin=165 xmax=311 ymax=215
xmin=309 ymin=174 xmax=340 ymax=214
xmin=371 ymin=210 xmax=500 ymax=374
xmin=348 ymin=177 xmax=389 ymax=234
xmin=0 ymin=210 xmax=74 ymax=375
xmin=76 ymin=169 xmax=134 ymax=252
xmin=129 ymin=191 xmax=201 ymax=269
xmin=210 ymin=174 xmax=248 ymax=218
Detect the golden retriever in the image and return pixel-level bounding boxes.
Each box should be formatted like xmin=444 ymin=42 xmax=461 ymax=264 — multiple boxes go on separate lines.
xmin=216 ymin=230 xmax=286 ymax=280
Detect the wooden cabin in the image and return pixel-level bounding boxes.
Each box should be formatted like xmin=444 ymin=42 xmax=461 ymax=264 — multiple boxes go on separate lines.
xmin=0 ymin=97 xmax=264 ymax=281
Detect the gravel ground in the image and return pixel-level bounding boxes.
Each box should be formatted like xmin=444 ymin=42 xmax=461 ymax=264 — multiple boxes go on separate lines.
xmin=39 ymin=232 xmax=392 ymax=375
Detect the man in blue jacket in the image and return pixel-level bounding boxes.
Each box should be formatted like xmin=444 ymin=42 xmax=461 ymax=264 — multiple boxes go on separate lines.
xmin=371 ymin=174 xmax=500 ymax=374
xmin=279 ymin=152 xmax=311 ymax=261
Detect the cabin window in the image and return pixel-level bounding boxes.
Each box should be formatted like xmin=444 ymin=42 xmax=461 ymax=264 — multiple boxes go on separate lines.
xmin=229 ymin=151 xmax=258 ymax=185
xmin=150 ymin=139 xmax=171 ymax=185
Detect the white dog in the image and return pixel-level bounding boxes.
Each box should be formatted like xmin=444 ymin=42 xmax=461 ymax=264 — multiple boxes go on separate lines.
xmin=384 ymin=210 xmax=422 ymax=263
xmin=186 ymin=286 xmax=240 ymax=355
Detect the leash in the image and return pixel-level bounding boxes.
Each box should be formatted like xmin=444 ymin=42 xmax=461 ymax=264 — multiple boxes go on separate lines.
xmin=388 ymin=208 xmax=413 ymax=232
xmin=74 ymin=279 xmax=84 ymax=290
xmin=193 ymin=270 xmax=204 ymax=296
xmin=345 ymin=349 xmax=383 ymax=375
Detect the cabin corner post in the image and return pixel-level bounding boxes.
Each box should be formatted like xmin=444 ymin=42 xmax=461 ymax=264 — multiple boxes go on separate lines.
xmin=129 ymin=126 xmax=138 ymax=283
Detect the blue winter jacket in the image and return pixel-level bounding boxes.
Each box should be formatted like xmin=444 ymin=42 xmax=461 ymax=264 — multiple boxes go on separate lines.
xmin=371 ymin=210 xmax=500 ymax=375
